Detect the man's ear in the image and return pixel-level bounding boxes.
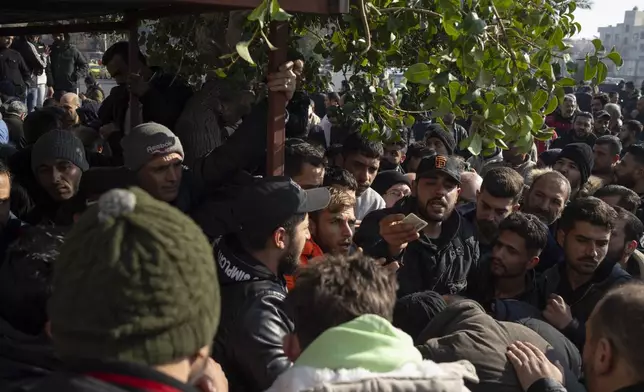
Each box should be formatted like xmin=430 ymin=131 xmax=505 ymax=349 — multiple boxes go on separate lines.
xmin=527 ymin=256 xmax=540 ymax=270
xmin=401 ymin=154 xmax=407 ymax=163
xmin=273 ymin=228 xmax=287 ymax=250
xmin=556 ymin=229 xmax=565 ymax=248
xmin=612 ymin=154 xmax=621 ymax=164
xmin=625 ymin=240 xmax=638 ymax=258
xmin=512 ymin=203 xmax=521 ymax=212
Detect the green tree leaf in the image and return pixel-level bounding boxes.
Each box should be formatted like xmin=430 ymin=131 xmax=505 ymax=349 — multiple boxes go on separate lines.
xmin=557 ymin=77 xmax=576 ymax=87
xmin=596 ymin=62 xmax=608 ymax=85
xmin=606 ymin=50 xmax=623 ymax=67
xmin=270 ymin=0 xmax=293 ymax=21
xmin=583 ymin=55 xmax=596 ymax=81
xmin=532 ymin=90 xmax=549 ymax=110
xmin=443 ymin=19 xmax=460 ymax=38
xmin=449 ymin=81 xmax=461 ymax=102
xmin=404 ymin=64 xmax=430 ymax=84
xmin=544 ymin=96 xmax=558 ymax=115
xmin=248 ymin=0 xmax=268 ymax=21
xmin=236 ymin=41 xmax=256 ymax=66
xmin=468 ymin=133 xmax=483 ymax=156
xmin=591 ymin=38 xmax=604 ymax=53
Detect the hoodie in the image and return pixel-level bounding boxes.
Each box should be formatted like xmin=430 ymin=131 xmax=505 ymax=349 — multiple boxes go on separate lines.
xmin=266 ymin=314 xmax=478 ymax=392
xmin=0 ymin=317 xmax=61 ymax=391
xmin=417 ymin=300 xmax=585 ymax=392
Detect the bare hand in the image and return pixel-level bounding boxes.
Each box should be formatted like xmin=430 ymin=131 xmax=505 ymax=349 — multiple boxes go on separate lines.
xmin=507 ymin=342 xmax=563 ymax=392
xmin=542 ymin=294 xmax=573 ymax=330
xmin=379 ymin=214 xmax=420 ymax=257
xmin=47 ymin=86 xmax=54 ymax=98
xmin=266 ymin=61 xmax=297 ymax=102
xmin=126 ymin=73 xmax=150 ymax=97
xmin=377 ymin=258 xmax=400 ymax=273
xmin=195 ymin=358 xmax=228 ymax=392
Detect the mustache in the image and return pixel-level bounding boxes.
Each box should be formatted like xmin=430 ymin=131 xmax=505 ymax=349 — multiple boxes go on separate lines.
xmin=427 ymin=198 xmax=448 ymax=207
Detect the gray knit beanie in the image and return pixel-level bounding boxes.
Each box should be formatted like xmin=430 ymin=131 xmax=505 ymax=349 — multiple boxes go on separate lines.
xmin=31 ymin=130 xmax=89 ymax=174
xmin=121 ymin=122 xmax=184 ymax=171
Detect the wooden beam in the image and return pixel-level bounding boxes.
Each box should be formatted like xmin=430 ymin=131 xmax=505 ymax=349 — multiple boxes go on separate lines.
xmin=127 ymin=17 xmax=142 ymax=129
xmin=0 ymin=22 xmax=129 ymax=36
xmin=266 ymin=21 xmax=289 ymax=177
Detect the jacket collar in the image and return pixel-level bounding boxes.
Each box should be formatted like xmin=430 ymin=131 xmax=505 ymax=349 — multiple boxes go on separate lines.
xmin=68 ymin=360 xmax=198 ymax=392
xmin=214 ymin=235 xmax=282 ymax=286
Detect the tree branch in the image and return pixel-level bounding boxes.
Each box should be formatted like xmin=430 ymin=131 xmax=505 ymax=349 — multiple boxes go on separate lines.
xmin=358 ymin=0 xmax=372 ymax=56
xmin=378 ymin=7 xmax=442 ymax=18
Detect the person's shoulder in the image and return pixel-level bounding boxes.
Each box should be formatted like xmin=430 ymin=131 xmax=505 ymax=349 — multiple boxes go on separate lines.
xmin=30 ymin=372 xmax=127 ymax=392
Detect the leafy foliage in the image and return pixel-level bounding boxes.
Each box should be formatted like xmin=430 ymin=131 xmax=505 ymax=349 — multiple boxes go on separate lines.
xmin=139 ymin=0 xmax=620 ymax=154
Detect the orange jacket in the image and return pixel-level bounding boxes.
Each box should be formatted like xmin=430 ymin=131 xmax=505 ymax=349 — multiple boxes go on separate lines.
xmin=285 ymin=239 xmax=323 ymax=291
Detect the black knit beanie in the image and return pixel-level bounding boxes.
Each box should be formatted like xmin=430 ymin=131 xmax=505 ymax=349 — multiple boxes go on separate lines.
xmin=424 ymin=124 xmax=456 ymax=155
xmin=557 ymin=143 xmax=594 ymax=185
xmin=371 ymin=170 xmax=412 ymax=196
xmin=393 ymin=291 xmax=447 ymax=344
xmin=49 ymin=187 xmax=220 ymax=366
xmin=538 ymin=149 xmax=561 ymax=167
xmin=31 ymin=130 xmax=89 ymax=174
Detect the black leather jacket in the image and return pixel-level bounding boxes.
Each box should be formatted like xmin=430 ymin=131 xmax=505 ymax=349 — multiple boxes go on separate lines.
xmin=355 ymin=197 xmax=480 ymax=297
xmin=212 ymin=236 xmax=293 ymax=392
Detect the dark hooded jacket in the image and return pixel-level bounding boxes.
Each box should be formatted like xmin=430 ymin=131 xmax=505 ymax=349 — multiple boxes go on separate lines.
xmin=491 ymin=300 xmax=582 ymax=380
xmin=212 ymin=235 xmax=293 ymax=392
xmin=416 ymin=300 xmax=585 ymax=392
xmin=355 ymin=197 xmax=479 ymax=297
xmin=536 ymin=261 xmax=632 ymax=349
xmin=0 ymin=317 xmax=60 ymax=392
xmin=550 ymin=131 xmax=597 ymax=149
xmin=48 ymin=41 xmax=87 ymax=92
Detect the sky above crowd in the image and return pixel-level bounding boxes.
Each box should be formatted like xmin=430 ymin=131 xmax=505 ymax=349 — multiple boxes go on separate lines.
xmin=573 ymin=1 xmax=642 ymax=39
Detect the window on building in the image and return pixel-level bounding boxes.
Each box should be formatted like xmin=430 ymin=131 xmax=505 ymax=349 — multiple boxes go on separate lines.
xmin=626 ymin=25 xmax=630 ymax=32
xmin=640 ymin=43 xmax=644 ymax=51
xmin=640 ymin=32 xmax=644 ymax=39
xmin=606 ymin=34 xmax=612 ymax=41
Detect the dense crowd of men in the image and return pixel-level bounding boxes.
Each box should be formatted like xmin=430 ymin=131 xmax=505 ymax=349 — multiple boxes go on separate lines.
xmin=0 ymin=32 xmax=643 ymax=392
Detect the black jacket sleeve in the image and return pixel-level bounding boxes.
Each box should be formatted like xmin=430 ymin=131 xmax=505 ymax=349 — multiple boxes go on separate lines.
xmin=232 ymin=292 xmax=293 ymax=391
xmin=527 ymin=378 xmax=568 ymax=392
xmin=139 ymin=80 xmax=192 ymax=129
xmin=190 ymin=100 xmax=271 ymax=193
xmin=73 ymin=49 xmax=88 ymax=82
xmin=354 ymin=208 xmax=393 ymax=259
xmin=17 ymin=54 xmax=30 ymax=83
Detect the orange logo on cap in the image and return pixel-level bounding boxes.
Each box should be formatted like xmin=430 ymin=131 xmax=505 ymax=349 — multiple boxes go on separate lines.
xmin=435 ymin=155 xmax=447 ymax=169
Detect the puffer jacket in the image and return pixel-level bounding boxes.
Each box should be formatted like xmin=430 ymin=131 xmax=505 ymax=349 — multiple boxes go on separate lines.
xmin=416 ymin=300 xmax=585 ymax=392
xmin=535 ymin=261 xmax=632 ymax=349
xmin=0 ymin=317 xmax=60 ymax=392
xmin=266 ymin=314 xmax=478 ymax=392
xmin=355 ymin=197 xmax=479 ymax=297
xmin=212 ymin=235 xmax=293 ymax=392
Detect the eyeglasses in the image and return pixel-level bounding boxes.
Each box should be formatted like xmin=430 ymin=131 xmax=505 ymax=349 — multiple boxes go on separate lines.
xmin=386 ymin=189 xmax=411 ymax=198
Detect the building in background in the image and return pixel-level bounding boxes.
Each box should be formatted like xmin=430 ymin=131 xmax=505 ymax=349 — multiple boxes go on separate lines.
xmin=598 ymin=7 xmax=644 ymax=85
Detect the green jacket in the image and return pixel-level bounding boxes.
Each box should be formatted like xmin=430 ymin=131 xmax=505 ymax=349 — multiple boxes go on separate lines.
xmin=266 ymin=314 xmax=477 ymax=392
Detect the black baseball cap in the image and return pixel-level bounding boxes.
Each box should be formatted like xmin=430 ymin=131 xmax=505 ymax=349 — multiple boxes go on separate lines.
xmin=233 ymin=176 xmax=331 ymax=239
xmin=595 ymin=110 xmax=611 ymax=119
xmin=416 ymin=155 xmax=462 ymax=184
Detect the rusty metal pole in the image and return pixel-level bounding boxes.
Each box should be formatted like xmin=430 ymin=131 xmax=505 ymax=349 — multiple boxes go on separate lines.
xmin=128 ymin=17 xmax=142 ymax=128
xmin=266 ymin=22 xmax=289 ymax=176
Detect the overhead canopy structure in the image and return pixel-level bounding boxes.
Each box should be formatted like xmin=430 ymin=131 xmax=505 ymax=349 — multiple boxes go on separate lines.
xmin=0 ymin=0 xmax=348 ymax=25
xmin=0 ymin=0 xmax=349 ymax=175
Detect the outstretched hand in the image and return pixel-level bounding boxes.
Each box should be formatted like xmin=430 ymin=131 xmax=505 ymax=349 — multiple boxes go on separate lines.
xmin=507 ymin=342 xmax=563 ymax=392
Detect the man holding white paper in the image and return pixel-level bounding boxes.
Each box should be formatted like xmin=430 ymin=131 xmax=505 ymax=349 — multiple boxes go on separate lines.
xmin=354 ymin=154 xmax=480 ymax=297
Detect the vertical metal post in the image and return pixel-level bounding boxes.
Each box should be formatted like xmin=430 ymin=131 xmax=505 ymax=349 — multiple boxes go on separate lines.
xmin=266 ymin=22 xmax=289 ymax=176
xmin=128 ymin=17 xmax=142 ymax=128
